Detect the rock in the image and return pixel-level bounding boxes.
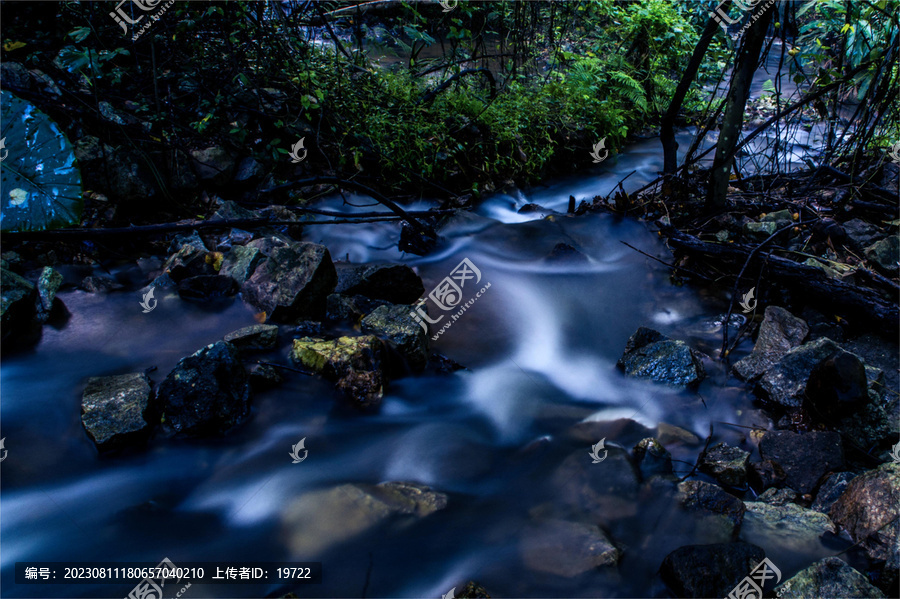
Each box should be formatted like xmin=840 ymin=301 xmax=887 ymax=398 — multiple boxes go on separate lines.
xmin=617 ymin=327 xmax=705 ymax=387
xmin=190 ymin=146 xmax=235 ymax=186
xmin=176 ymin=275 xmax=238 ymax=302
xmin=246 ymin=236 xmax=289 ymax=256
xmin=520 ymin=519 xmax=619 ymax=577
xmin=224 ymin=324 xmax=278 ymax=351
xmin=168 ymin=230 xmax=208 ymax=254
xmin=836 ymin=395 xmax=896 ymax=448
xmin=757 ymin=487 xmax=797 ymax=506
xmin=676 ymin=480 xmax=745 ymax=542
xmin=81 ymin=274 xmax=121 ymax=293
xmin=429 ymin=353 xmax=467 ymax=374
xmin=219 ymin=245 xmax=264 ymax=285
xmin=741 ymin=502 xmax=835 ymax=554
xmin=761 ymin=209 xmax=794 ymax=229
xmin=361 ymin=304 xmax=428 ymax=372
xmin=282 ymin=482 xmax=447 ymax=556
xmin=749 ymin=459 xmax=787 ymax=491
xmin=334 ymin=264 xmax=425 ymax=305
xmin=212 ymin=228 xmax=254 ymax=252
xmin=291 ymin=336 xmax=384 ymax=407
xmin=211 ymin=199 xmax=257 ymax=221
xmin=776 ymin=556 xmax=886 ymax=599
xmin=699 ymin=442 xmax=751 ymax=487
xmin=633 ymin=437 xmax=674 ymax=479
xmin=455 ymin=581 xmax=491 ymax=598
xmin=734 ymin=306 xmax=808 ymax=381
xmin=744 ymin=221 xmax=778 ymax=238
xmin=660 ymin=542 xmax=765 ymax=598
xmin=157 ymin=341 xmax=251 ymax=435
xmin=758 ymin=430 xmax=843 ymax=494
xmin=811 ymin=472 xmax=856 ymax=514
xmin=335 ymin=369 xmax=384 ymax=409
xmin=864 ymin=235 xmax=899 ymax=272
xmin=325 ymin=293 xmax=391 ymax=323
xmin=248 ymin=363 xmax=283 ymax=389
xmin=35 ymin=266 xmax=63 ymax=323
xmin=242 ymin=242 xmax=337 ymax=321
xmin=1 ymin=268 xmax=36 ymax=333
xmin=758 ymin=337 xmax=856 ymax=408
xmin=81 ymin=373 xmax=154 ymax=451
xmin=551 ymin=448 xmax=640 ymax=523
xmin=162 ymin=244 xmax=215 ymax=282
xmin=234 ymin=157 xmax=264 ymax=183
xmin=806 ymin=350 xmax=869 ymax=419
xmin=75 ymin=140 xmax=157 ymax=202
xmin=545 ymin=242 xmax=589 ymax=263
xmin=829 ymin=463 xmax=900 ymax=565
xmin=842 ymin=218 xmax=882 ymax=251
xmin=657 ymin=422 xmax=701 ymax=446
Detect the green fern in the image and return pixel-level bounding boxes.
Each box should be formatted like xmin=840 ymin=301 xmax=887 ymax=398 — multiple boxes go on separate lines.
xmin=609 ymin=71 xmax=648 ymax=112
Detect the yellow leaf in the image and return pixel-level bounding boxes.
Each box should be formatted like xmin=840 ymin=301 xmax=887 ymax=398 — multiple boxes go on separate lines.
xmin=254 ymin=311 xmax=267 ymax=323
xmin=3 ymin=41 xmax=26 ymax=51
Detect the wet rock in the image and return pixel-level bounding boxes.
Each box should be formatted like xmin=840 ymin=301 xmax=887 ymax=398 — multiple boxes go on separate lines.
xmin=660 ymin=542 xmax=765 ymax=598
xmin=744 ymin=221 xmax=778 ymax=238
xmin=162 ymin=244 xmax=215 ymax=282
xmin=740 ymin=502 xmax=835 ymax=554
xmin=211 ymin=199 xmax=257 ymax=221
xmin=776 ymin=556 xmax=886 ymax=599
xmin=517 ymin=203 xmax=553 ymax=214
xmin=657 ymin=422 xmax=701 ymax=446
xmin=234 ymin=157 xmax=264 ymax=183
xmin=520 ymin=519 xmax=619 ymax=577
xmin=699 ymin=442 xmax=751 ymax=487
xmin=676 ymin=480 xmax=745 ymax=541
xmin=212 ymin=228 xmax=254 ymax=252
xmin=749 ymin=459 xmax=787 ymax=491
xmin=35 ymin=266 xmax=63 ymax=323
xmin=190 ymin=146 xmax=235 ymax=186
xmin=248 ymin=363 xmax=283 ymax=389
xmin=1 ymin=268 xmax=36 ymax=333
xmin=291 ymin=336 xmax=384 ymax=407
xmin=806 ymin=350 xmax=869 ymax=419
xmin=291 ymin=321 xmax=324 ymax=337
xmin=325 ymin=293 xmax=390 ymax=323
xmin=633 ymin=437 xmax=674 ymax=479
xmin=758 ymin=337 xmax=855 ymax=408
xmin=335 ymin=369 xmax=384 ymax=409
xmin=81 ymin=274 xmax=122 ymax=293
xmin=81 ymin=373 xmax=154 ymax=451
xmin=219 ymin=245 xmax=264 ymax=285
xmin=334 ymin=264 xmax=425 ymax=305
xmin=733 ymin=306 xmax=808 ymax=381
xmin=282 ymin=482 xmax=447 ymax=556
xmin=242 ymin=242 xmax=337 ymax=321
xmin=758 ymin=430 xmax=843 ymax=494
xmin=811 ymin=471 xmax=856 ymax=514
xmin=836 ymin=394 xmax=896 ymax=448
xmin=842 ymin=218 xmax=882 ymax=251
xmin=551 ymin=447 xmax=640 ymax=522
xmin=224 ymin=324 xmax=278 ymax=351
xmin=829 ymin=463 xmax=900 ymax=566
xmin=455 ymin=581 xmax=491 ymax=598
xmin=757 ymin=487 xmax=797 ymax=506
xmin=168 ymin=230 xmax=208 ymax=254
xmin=157 ymin=341 xmax=251 ymax=435
xmin=246 ymin=236 xmax=289 ymax=256
xmin=617 ymin=327 xmax=705 ymax=387
xmin=176 ymin=275 xmax=238 ymax=302
xmin=761 ymin=209 xmax=794 ymax=229
xmin=361 ymin=304 xmax=428 ymax=372
xmin=545 ymin=242 xmax=589 ymax=263
xmin=429 ymin=353 xmax=467 ymax=374
xmin=864 ymin=235 xmax=899 ymax=272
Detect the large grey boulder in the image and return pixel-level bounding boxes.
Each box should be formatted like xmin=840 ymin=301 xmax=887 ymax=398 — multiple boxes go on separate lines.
xmin=733 ymin=306 xmax=808 ymax=381
xmin=776 ymin=557 xmax=886 ymax=598
xmin=829 ymin=463 xmax=900 ymax=568
xmin=81 ymin=373 xmax=154 ymax=451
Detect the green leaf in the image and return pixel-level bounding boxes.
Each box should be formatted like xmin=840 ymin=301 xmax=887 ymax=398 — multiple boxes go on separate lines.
xmin=0 ymin=91 xmax=83 ymax=232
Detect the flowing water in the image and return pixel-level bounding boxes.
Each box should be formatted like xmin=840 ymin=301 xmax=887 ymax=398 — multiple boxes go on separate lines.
xmin=1 ymin=117 xmax=851 ymax=598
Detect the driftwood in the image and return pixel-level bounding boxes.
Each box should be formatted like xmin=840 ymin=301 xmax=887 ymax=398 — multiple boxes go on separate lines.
xmin=659 ymin=224 xmax=899 ymax=328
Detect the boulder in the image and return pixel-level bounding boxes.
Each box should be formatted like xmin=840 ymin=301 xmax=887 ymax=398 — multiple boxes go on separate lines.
xmin=776 ymin=557 xmax=886 ymax=599
xmin=224 ymin=324 xmax=278 ymax=351
xmin=657 ymin=422 xmax=701 ymax=446
xmin=334 ymin=264 xmax=425 ymax=304
xmin=219 ymin=245 xmax=264 ymax=285
xmin=733 ymin=306 xmax=808 ymax=381
xmin=749 ymin=459 xmax=787 ymax=491
xmin=811 ymin=472 xmax=856 ymax=514
xmin=291 ymin=336 xmax=384 ymax=407
xmin=699 ymin=442 xmax=751 ymax=487
xmin=156 ymin=341 xmax=251 ymax=435
xmin=805 ymin=350 xmax=869 ymax=419
xmin=551 ymin=447 xmax=640 ymax=523
xmin=35 ymin=266 xmax=63 ymax=323
xmin=829 ymin=463 xmax=900 ymax=566
xmin=361 ymin=304 xmax=428 ymax=372
xmin=617 ymin=327 xmax=705 ymax=387
xmin=326 ymin=293 xmax=391 ymax=323
xmin=660 ymin=542 xmax=765 ymax=598
xmin=758 ymin=337 xmax=860 ymax=408
xmin=676 ymin=480 xmax=745 ymax=542
xmin=744 ymin=221 xmax=778 ymax=238
xmin=81 ymin=373 xmax=154 ymax=451
xmin=740 ymin=502 xmax=835 ymax=555
xmin=81 ymin=274 xmax=122 ymax=293
xmin=519 ymin=519 xmax=619 ymax=577
xmin=758 ymin=430 xmax=843 ymax=494
xmin=633 ymin=437 xmax=674 ymax=479
xmin=190 ymin=146 xmax=235 ymax=186
xmin=864 ymin=235 xmax=899 ymax=272
xmin=842 ymin=218 xmax=882 ymax=251
xmin=756 ymin=487 xmax=797 ymax=506
xmin=242 ymin=242 xmax=336 ymax=321
xmin=162 ymin=244 xmax=215 ymax=282
xmin=1 ymin=267 xmax=36 ymax=333
xmin=176 ymin=275 xmax=238 ymax=302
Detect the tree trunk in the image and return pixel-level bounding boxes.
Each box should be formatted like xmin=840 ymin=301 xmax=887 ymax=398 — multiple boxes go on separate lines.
xmin=661 ymin=13 xmax=723 ymax=175
xmin=705 ymin=3 xmax=776 ymax=207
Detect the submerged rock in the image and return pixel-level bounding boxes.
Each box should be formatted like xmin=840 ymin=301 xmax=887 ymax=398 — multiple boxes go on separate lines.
xmin=361 ymin=304 xmax=428 ymax=372
xmin=617 ymin=327 xmax=705 ymax=387
xmin=758 ymin=430 xmax=844 ymax=494
xmin=676 ymin=480 xmax=745 ymax=542
xmin=242 ymin=242 xmax=337 ymax=321
xmin=660 ymin=542 xmax=765 ymax=598
xmin=334 ymin=264 xmax=425 ymax=305
xmin=733 ymin=306 xmax=808 ymax=381
xmin=776 ymin=556 xmax=886 ymax=599
xmin=224 ymin=324 xmax=278 ymax=351
xmin=699 ymin=442 xmax=751 ymax=487
xmin=829 ymin=463 xmax=900 ymax=566
xmin=519 ymin=519 xmax=620 ymax=577
xmin=81 ymin=373 xmax=154 ymax=451
xmin=740 ymin=502 xmax=835 ymax=555
xmin=291 ymin=335 xmax=384 ymax=407
xmin=157 ymin=341 xmax=251 ymax=435
xmin=551 ymin=447 xmax=640 ymax=523
xmin=633 ymin=437 xmax=674 ymax=479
